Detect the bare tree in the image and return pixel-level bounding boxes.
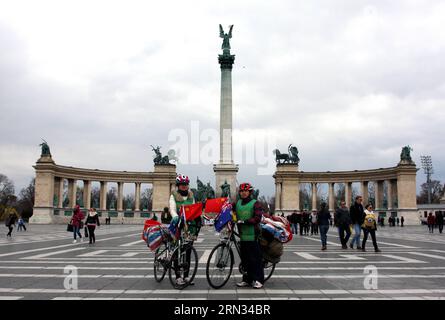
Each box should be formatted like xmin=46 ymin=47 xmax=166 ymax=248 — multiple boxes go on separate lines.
xmin=17 ymin=178 xmax=35 ymax=220
xmin=140 ymin=188 xmax=153 ymax=211
xmin=417 ymin=180 xmax=444 ymax=204
xmin=91 ymin=186 xmax=100 ymax=208
xmin=0 ymin=174 xmax=15 ymax=206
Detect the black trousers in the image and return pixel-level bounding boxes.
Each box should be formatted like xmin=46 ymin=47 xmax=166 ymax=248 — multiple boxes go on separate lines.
xmin=338 ymin=224 xmax=351 ymax=246
xmin=7 ymin=226 xmax=13 ymax=236
xmin=240 ymin=241 xmax=264 ymax=284
xmin=439 ymin=224 xmax=443 ymax=233
xmin=87 ymin=226 xmax=96 ymax=243
xmin=362 ymin=229 xmax=378 ymax=250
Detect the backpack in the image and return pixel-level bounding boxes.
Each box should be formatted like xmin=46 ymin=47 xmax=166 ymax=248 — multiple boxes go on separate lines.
xmin=363 ymin=213 xmax=376 ymax=229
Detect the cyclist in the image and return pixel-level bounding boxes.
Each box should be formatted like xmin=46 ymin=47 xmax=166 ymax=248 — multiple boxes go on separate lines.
xmin=232 ymin=182 xmax=265 ymax=289
xmin=169 ymin=174 xmax=201 ymax=286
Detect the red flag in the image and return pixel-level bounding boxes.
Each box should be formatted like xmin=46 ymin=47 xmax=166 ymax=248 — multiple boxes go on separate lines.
xmin=204 ymin=197 xmax=228 ymax=214
xmin=180 ymin=202 xmax=203 ymax=221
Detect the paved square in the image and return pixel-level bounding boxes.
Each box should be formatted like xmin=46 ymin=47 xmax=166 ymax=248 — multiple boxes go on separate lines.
xmin=1 ymin=224 xmax=445 ymax=300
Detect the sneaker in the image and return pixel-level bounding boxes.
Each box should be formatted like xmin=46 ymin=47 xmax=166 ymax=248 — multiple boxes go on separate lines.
xmin=342 ymin=245 xmax=348 ymax=249
xmin=357 ymin=246 xmax=362 ymax=250
xmin=73 ymin=239 xmax=77 ymax=243
xmin=236 ymin=281 xmax=251 ymax=287
xmin=253 ymin=281 xmax=263 ymax=289
xmin=321 ymin=246 xmax=327 ymax=251
xmin=375 ymin=249 xmax=381 ymax=253
xmin=175 ymin=278 xmax=186 ymax=286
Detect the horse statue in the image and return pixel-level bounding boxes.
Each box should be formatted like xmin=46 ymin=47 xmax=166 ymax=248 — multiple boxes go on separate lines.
xmin=273 ymin=144 xmax=300 ymax=165
xmin=150 ymin=145 xmax=171 ymax=165
xmin=400 ymin=145 xmax=413 ymax=162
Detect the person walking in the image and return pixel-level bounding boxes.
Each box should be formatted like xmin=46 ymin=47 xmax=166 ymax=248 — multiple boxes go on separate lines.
xmin=436 ymin=211 xmax=444 ymax=234
xmin=296 ymin=211 xmax=303 ymax=236
xmin=5 ymin=213 xmax=17 ymax=237
xmin=361 ymin=204 xmax=381 ymax=252
xmin=233 ymin=182 xmax=265 ymax=289
xmin=401 ymin=216 xmax=404 ymax=227
xmin=349 ymin=196 xmax=365 ymax=249
xmin=310 ymin=211 xmax=318 ymax=235
xmin=16 ymin=216 xmax=27 ymax=232
xmin=85 ymin=208 xmax=100 ymax=244
xmin=71 ymin=205 xmax=84 ymax=243
xmin=290 ymin=211 xmax=298 ymax=235
xmin=317 ymin=202 xmax=331 ymax=250
xmin=335 ymin=201 xmax=352 ymax=249
xmin=427 ymin=212 xmax=435 ymax=233
xmin=396 ymin=217 xmax=400 ymax=226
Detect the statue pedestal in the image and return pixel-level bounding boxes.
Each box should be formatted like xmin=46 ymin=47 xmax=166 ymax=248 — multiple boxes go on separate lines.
xmin=274 ymin=164 xmax=300 ymax=214
xmin=214 ymin=163 xmax=238 ymax=202
xmin=152 ymin=164 xmax=176 ymax=213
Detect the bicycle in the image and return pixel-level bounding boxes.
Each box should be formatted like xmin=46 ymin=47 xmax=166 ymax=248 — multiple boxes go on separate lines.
xmin=205 ymin=221 xmax=276 ymax=289
xmin=152 ymin=219 xmax=198 ymax=290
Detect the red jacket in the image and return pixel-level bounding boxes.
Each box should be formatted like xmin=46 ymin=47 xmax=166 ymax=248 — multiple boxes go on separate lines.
xmin=427 ymin=215 xmax=435 ymax=225
xmin=71 ymin=209 xmax=84 ymax=228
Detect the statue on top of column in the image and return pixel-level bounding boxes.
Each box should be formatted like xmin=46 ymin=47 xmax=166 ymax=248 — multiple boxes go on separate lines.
xmin=39 ymin=139 xmax=51 ymax=156
xmin=399 ymin=145 xmax=414 ymax=164
xmin=219 ymin=24 xmax=233 ymax=54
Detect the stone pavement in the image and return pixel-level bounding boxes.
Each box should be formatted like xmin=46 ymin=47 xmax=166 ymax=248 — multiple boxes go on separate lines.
xmin=1 ymin=223 xmax=445 ymax=300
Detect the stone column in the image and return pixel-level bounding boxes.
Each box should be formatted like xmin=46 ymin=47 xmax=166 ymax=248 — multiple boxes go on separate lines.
xmin=311 ymin=182 xmax=317 ymax=211
xmin=361 ymin=181 xmax=369 ymax=206
xmin=100 ymin=181 xmax=107 ymax=211
xmin=30 ymin=159 xmax=56 ymax=224
xmin=53 ymin=177 xmax=63 ymax=208
xmin=375 ymin=180 xmax=384 ymax=210
xmin=117 ymin=182 xmax=124 ymax=211
xmin=345 ymin=182 xmax=352 ymax=207
xmin=396 ymin=163 xmax=417 ymax=225
xmin=391 ymin=180 xmax=398 ymax=208
xmin=83 ymin=180 xmax=91 ymax=209
xmin=386 ymin=180 xmax=393 ymax=210
xmin=68 ymin=179 xmax=77 ymax=208
xmin=281 ymin=181 xmax=299 ymax=213
xmin=275 ymin=182 xmax=282 ymax=211
xmin=328 ymin=182 xmax=335 ymax=212
xmin=135 ymin=182 xmax=141 ymax=212
xmin=152 ymin=165 xmax=177 ymax=213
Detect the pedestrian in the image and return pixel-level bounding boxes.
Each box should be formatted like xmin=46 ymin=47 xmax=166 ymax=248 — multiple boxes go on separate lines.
xmin=436 ymin=211 xmax=444 ymax=234
xmin=335 ymin=201 xmax=352 ymax=249
xmin=349 ymin=196 xmax=364 ymax=250
xmin=17 ymin=216 xmax=27 ymax=231
xmin=169 ymin=174 xmax=201 ymax=286
xmin=85 ymin=208 xmax=100 ymax=244
xmin=233 ymin=182 xmax=265 ymax=289
xmin=304 ymin=211 xmax=310 ymax=235
xmin=361 ymin=204 xmax=381 ymax=252
xmin=401 ymin=216 xmax=404 ymax=227
xmin=71 ymin=205 xmax=84 ymax=243
xmin=310 ymin=210 xmax=318 ymax=235
xmin=388 ymin=216 xmax=392 ymax=227
xmin=427 ymin=212 xmax=435 ymax=233
xmin=296 ymin=211 xmax=303 ymax=236
xmin=289 ymin=211 xmax=298 ymax=235
xmin=396 ymin=217 xmax=400 ymax=226
xmin=317 ymin=202 xmax=331 ymax=250
xmin=5 ymin=212 xmax=17 ymax=237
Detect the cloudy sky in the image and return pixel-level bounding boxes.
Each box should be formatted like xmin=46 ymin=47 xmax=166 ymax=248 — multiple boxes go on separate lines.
xmin=1 ymin=0 xmax=444 ymax=197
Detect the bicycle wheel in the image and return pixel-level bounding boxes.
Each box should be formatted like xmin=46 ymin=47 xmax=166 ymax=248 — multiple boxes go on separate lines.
xmin=153 ymin=242 xmax=168 ymax=282
xmin=168 ymin=243 xmax=198 ymax=290
xmin=263 ymin=259 xmax=276 ymax=283
xmin=206 ymin=243 xmax=234 ymax=289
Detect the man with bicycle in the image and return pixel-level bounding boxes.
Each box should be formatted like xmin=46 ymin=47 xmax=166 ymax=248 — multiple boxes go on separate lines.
xmin=169 ymin=174 xmax=201 ymax=286
xmin=233 ymin=182 xmax=265 ymax=289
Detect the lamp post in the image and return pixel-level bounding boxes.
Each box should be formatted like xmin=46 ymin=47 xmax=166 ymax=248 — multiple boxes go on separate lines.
xmin=420 ymin=155 xmax=433 ymax=204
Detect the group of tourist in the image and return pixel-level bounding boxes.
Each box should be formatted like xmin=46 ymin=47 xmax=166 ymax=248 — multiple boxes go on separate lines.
xmin=427 ymin=211 xmax=444 ymax=233
xmin=70 ymin=205 xmax=100 ymax=244
xmin=4 ymin=213 xmax=27 ymax=238
xmin=286 ymin=211 xmax=319 ymax=236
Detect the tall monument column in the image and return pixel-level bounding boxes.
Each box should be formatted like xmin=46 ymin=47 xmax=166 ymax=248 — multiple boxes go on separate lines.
xmin=214 ymin=24 xmax=238 ymax=200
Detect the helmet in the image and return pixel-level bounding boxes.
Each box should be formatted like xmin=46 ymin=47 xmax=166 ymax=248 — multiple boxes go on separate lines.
xmin=176 ymin=174 xmax=190 ymax=185
xmin=239 ymin=182 xmax=253 ymax=192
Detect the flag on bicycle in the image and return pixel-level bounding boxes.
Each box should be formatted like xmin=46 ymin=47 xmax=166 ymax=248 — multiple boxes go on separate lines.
xmin=214 ymin=199 xmax=233 ymax=232
xmin=180 ymin=202 xmax=203 ymax=223
xmin=204 ymin=197 xmax=228 ymax=215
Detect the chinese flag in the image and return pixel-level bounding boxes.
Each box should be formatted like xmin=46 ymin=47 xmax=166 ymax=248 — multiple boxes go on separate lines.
xmin=204 ymin=197 xmax=228 ymax=214
xmin=180 ymin=202 xmax=203 ymax=221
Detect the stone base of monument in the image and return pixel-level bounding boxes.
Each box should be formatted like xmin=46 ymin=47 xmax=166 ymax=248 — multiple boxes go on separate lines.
xmin=29 ymin=207 xmax=56 ymax=224
xmin=214 ymin=163 xmax=239 ymax=202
